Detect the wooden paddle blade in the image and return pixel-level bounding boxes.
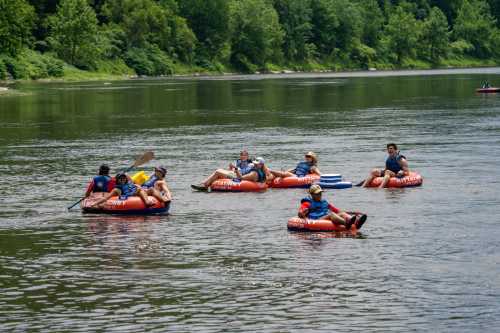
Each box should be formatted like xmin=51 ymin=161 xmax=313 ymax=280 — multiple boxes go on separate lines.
xmin=133 ymin=151 xmax=154 ymax=167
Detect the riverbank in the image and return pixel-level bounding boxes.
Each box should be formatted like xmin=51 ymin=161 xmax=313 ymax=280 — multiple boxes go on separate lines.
xmin=1 ymin=57 xmax=499 ymax=85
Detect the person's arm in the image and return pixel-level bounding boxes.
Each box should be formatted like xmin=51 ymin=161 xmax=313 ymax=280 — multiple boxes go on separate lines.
xmin=286 ymin=168 xmax=295 ymax=173
xmin=85 ymin=180 xmax=94 ymax=197
xmin=398 ymin=158 xmax=410 ymax=176
xmin=298 ymin=201 xmax=311 ymax=218
xmin=311 ymin=166 xmax=321 ymax=176
xmin=235 ymin=167 xmax=242 ymax=178
xmin=328 ymin=203 xmax=340 ymax=214
xmin=263 ymin=165 xmax=273 ymax=180
xmin=160 ymin=181 xmax=172 ymax=201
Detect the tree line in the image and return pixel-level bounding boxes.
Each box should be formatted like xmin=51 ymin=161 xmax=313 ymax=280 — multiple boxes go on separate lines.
xmin=1 ymin=0 xmax=500 ymax=79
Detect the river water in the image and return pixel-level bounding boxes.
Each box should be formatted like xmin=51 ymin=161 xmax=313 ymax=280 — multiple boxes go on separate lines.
xmin=0 ymin=69 xmax=499 ymax=332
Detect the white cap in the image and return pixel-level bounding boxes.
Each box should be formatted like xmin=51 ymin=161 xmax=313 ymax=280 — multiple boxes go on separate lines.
xmin=253 ymin=157 xmax=265 ymax=165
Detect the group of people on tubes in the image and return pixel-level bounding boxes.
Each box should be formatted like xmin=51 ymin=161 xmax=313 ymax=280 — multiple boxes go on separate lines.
xmin=85 ymin=143 xmax=410 ymax=229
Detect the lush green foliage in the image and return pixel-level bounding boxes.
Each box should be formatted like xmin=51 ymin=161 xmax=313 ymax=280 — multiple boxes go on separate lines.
xmin=0 ymin=0 xmax=35 ymax=55
xmin=2 ymin=0 xmax=500 ymax=79
xmin=46 ymin=0 xmax=100 ymax=68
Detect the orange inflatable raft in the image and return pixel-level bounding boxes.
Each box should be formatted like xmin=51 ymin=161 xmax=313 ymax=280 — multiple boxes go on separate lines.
xmin=270 ymin=174 xmax=320 ymax=188
xmin=366 ymin=171 xmax=423 ymax=188
xmin=81 ymin=193 xmax=170 ymax=215
xmin=209 ymin=179 xmax=268 ymax=192
xmin=287 ymin=213 xmax=366 ymax=232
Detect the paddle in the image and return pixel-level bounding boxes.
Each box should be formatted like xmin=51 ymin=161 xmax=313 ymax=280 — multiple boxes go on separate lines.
xmin=67 ymin=151 xmax=155 ymax=210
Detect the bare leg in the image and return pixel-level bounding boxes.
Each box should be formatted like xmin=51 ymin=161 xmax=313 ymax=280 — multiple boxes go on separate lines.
xmin=148 ymin=188 xmax=170 ymax=203
xmin=137 ymin=189 xmax=154 ymax=206
xmin=379 ymin=170 xmax=396 ymax=188
xmin=362 ymin=169 xmax=382 ymax=187
xmin=92 ymin=189 xmax=120 ymax=207
xmin=202 ymin=169 xmax=234 ymax=186
xmin=270 ymin=170 xmax=295 ymax=178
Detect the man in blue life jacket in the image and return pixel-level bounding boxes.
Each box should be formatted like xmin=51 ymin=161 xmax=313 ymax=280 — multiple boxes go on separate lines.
xmin=141 ymin=166 xmax=172 ymax=203
xmin=298 ymin=184 xmax=367 ymax=229
xmin=192 ymin=150 xmax=255 ymax=191
xmin=85 ymin=164 xmax=115 ymax=197
xmin=234 ymin=157 xmax=271 ymax=183
xmin=269 ymin=151 xmax=321 ymax=179
xmin=90 ymin=173 xmax=154 ymax=207
xmin=362 ymin=143 xmax=410 ymax=188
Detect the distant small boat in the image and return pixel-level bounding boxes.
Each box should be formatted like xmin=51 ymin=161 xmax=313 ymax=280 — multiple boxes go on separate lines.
xmin=476 ymin=87 xmax=500 ymax=93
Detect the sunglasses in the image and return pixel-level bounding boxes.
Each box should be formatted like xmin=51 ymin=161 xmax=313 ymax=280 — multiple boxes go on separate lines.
xmin=305 ymin=155 xmax=313 ymax=158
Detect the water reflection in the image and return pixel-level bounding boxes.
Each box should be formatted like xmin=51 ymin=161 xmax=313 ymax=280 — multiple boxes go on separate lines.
xmin=1 ymin=71 xmax=500 ymax=332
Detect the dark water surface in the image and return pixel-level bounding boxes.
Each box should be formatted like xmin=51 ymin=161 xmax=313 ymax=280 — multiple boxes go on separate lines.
xmin=1 ymin=69 xmax=499 ymax=332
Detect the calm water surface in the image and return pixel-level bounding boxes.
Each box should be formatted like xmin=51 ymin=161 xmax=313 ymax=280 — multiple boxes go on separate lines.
xmin=0 ymin=69 xmax=499 ymax=332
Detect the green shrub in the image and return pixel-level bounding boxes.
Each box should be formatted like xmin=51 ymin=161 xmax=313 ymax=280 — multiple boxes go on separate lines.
xmin=124 ymin=46 xmax=173 ymax=76
xmin=0 ymin=57 xmax=8 ymax=80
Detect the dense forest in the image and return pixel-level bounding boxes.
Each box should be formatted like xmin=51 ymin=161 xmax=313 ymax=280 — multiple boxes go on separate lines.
xmin=1 ymin=0 xmax=500 ymax=79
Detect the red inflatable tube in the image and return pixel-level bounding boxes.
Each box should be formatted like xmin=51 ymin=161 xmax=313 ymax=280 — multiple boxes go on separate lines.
xmin=81 ymin=193 xmax=169 ymax=215
xmin=209 ymin=179 xmax=268 ymax=192
xmin=270 ymin=174 xmax=320 ymax=188
xmin=476 ymin=87 xmax=500 ymax=93
xmin=366 ymin=171 xmax=423 ymax=188
xmin=287 ymin=212 xmax=365 ymax=232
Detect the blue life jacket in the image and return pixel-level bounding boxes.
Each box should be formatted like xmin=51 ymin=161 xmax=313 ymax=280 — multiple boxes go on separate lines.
xmin=294 ymin=161 xmax=313 ymax=177
xmin=301 ymin=197 xmax=330 ymax=220
xmin=236 ymin=159 xmax=253 ymax=175
xmin=142 ymin=175 xmax=158 ymax=189
xmin=115 ymin=182 xmax=137 ymax=199
xmin=385 ymin=153 xmax=405 ymax=173
xmin=92 ymin=175 xmax=110 ymax=192
xmin=251 ymin=168 xmax=266 ymax=183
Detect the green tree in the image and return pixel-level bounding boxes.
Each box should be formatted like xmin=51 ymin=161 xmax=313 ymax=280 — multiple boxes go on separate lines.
xmin=0 ymin=0 xmax=35 ymax=55
xmin=383 ymin=6 xmax=421 ymax=64
xmin=46 ymin=0 xmax=100 ymax=68
xmin=102 ymin=0 xmax=170 ymax=48
xmin=453 ymin=0 xmax=497 ymax=58
xmin=179 ymin=0 xmax=230 ymax=64
xmin=421 ymin=7 xmax=449 ymax=63
xmin=229 ymin=0 xmax=283 ymax=71
xmin=357 ymin=0 xmax=384 ymax=49
xmin=311 ymin=0 xmax=363 ymax=61
xmin=273 ymin=0 xmax=314 ymax=61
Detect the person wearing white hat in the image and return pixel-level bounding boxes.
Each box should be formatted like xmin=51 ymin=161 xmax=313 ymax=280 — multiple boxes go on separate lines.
xmin=234 ymin=157 xmax=271 ymax=183
xmin=270 ymin=151 xmax=321 ymax=179
xmin=298 ymin=184 xmax=365 ymax=229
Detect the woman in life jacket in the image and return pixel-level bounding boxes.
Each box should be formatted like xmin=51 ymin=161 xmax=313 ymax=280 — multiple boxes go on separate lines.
xmin=270 ymin=151 xmax=321 ymax=179
xmin=299 ymin=184 xmax=366 ymax=229
xmin=361 ymin=143 xmax=410 ymax=188
xmin=234 ymin=157 xmax=271 ymax=183
xmin=85 ymin=164 xmax=115 ymax=197
xmin=192 ymin=150 xmax=254 ymax=191
xmin=90 ymin=173 xmax=154 ymax=207
xmin=141 ymin=166 xmax=172 ymax=203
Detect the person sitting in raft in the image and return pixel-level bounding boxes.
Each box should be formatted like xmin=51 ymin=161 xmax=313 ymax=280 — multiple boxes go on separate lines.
xmin=298 ymin=184 xmax=360 ymax=229
xmin=85 ymin=164 xmax=115 ymax=197
xmin=234 ymin=157 xmax=271 ymax=183
xmin=362 ymin=143 xmax=410 ymax=188
xmin=191 ymin=150 xmax=255 ymax=190
xmin=269 ymin=151 xmax=321 ymax=179
xmin=141 ymin=166 xmax=172 ymax=203
xmin=481 ymin=80 xmax=491 ymax=88
xmin=90 ymin=173 xmax=154 ymax=207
